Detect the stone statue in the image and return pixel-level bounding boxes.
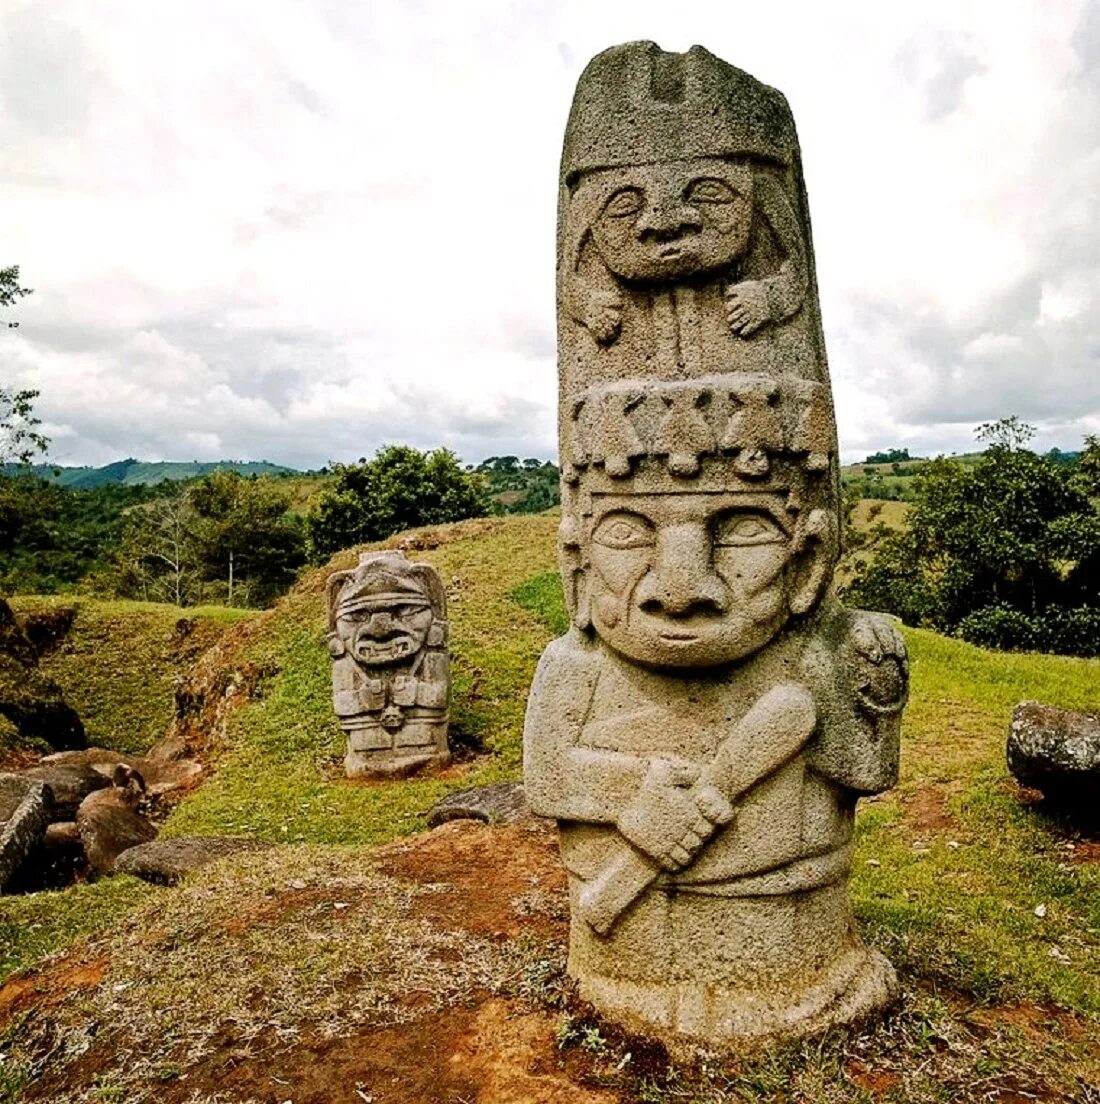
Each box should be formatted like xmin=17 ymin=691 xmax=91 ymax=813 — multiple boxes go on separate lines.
xmin=326 ymin=551 xmax=451 ymax=778
xmin=524 ymin=42 xmax=908 ymax=1048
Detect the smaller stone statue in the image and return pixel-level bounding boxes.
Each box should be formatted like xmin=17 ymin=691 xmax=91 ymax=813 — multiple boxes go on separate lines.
xmin=326 ymin=551 xmax=451 ymax=778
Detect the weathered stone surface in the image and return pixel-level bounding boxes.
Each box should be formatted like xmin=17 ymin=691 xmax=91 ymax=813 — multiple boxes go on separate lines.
xmin=0 ymin=774 xmax=50 ymax=890
xmin=115 ymin=836 xmax=272 ymax=885
xmin=1007 ymin=701 xmax=1100 ymax=803
xmin=524 ymin=41 xmax=907 ymax=1049
xmin=41 ymin=748 xmax=203 ymax=796
xmin=23 ymin=762 xmax=109 ymax=818
xmin=75 ymin=766 xmax=156 ymax=875
xmin=326 ymin=550 xmax=451 ymax=779
xmin=426 ymin=782 xmax=531 ymax=828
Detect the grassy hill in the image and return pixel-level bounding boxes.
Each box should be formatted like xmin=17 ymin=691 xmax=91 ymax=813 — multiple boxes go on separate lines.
xmin=7 ymin=458 xmax=302 ymax=489
xmin=0 ymin=513 xmax=1098 ymax=1101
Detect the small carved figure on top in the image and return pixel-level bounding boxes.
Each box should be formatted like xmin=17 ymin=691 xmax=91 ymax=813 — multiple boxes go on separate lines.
xmin=326 ymin=550 xmax=451 ymax=779
xmin=558 ymin=44 xmax=812 ymax=388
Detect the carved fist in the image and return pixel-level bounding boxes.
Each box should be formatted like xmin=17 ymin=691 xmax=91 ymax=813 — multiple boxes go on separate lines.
xmin=848 ymin=612 xmax=909 ymax=715
xmin=725 ymin=279 xmax=772 ymax=338
xmin=617 ymin=758 xmax=734 ymax=872
xmin=580 ymin=288 xmax=624 ymax=346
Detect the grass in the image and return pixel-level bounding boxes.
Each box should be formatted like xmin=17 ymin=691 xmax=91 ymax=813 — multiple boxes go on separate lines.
xmin=0 ymin=876 xmax=155 ymax=981
xmin=2 ymin=512 xmax=1099 ymax=1100
xmin=7 ymin=596 xmax=251 ymax=755
xmin=163 ymin=515 xmax=558 ymax=844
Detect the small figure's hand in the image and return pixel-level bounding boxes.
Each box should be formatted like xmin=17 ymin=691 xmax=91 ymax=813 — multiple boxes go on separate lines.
xmin=725 ymin=280 xmax=772 ymax=338
xmin=849 ymin=612 xmax=909 ymax=714
xmin=581 ymin=288 xmax=624 ymax=345
xmin=617 ymin=759 xmax=733 ymax=872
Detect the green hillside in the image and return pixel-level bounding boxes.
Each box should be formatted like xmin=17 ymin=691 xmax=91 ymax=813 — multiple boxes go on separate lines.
xmin=1 ymin=514 xmax=1098 ymax=1100
xmin=7 ymin=458 xmax=302 ymax=489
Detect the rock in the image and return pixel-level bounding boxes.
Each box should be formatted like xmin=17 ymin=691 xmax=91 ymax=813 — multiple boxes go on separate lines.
xmin=114 ymin=836 xmax=272 ymax=885
xmin=426 ymin=783 xmax=531 ymax=828
xmin=75 ymin=766 xmax=157 ymax=875
xmin=23 ymin=762 xmax=109 ymax=818
xmin=327 ymin=551 xmax=452 ymax=779
xmin=1007 ymin=701 xmax=1100 ymax=804
xmin=522 ymin=42 xmax=907 ymax=1049
xmin=0 ymin=773 xmax=51 ymax=890
xmin=44 ymin=820 xmax=80 ymax=848
xmin=41 ymin=748 xmax=203 ymax=796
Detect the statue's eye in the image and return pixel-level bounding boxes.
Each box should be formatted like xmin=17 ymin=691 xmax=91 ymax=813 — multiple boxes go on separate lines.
xmin=713 ymin=512 xmax=786 ymax=546
xmin=603 ymin=188 xmax=645 ymax=219
xmin=593 ymin=513 xmax=655 ymax=549
xmin=686 ymin=178 xmax=737 ymax=204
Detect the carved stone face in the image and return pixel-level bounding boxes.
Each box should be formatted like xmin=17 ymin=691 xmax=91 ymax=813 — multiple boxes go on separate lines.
xmin=335 ymin=598 xmax=434 ymax=667
xmin=584 ymin=491 xmax=803 ymax=669
xmin=589 ymin=157 xmax=752 ymax=283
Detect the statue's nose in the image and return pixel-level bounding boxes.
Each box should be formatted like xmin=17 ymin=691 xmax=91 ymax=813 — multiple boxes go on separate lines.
xmin=635 ymin=523 xmax=728 ymax=617
xmin=635 ymin=195 xmax=702 ymax=241
xmin=365 ymin=610 xmax=394 ymax=637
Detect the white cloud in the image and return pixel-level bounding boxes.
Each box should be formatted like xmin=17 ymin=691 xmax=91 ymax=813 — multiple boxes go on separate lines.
xmin=1 ymin=0 xmax=1097 ymax=468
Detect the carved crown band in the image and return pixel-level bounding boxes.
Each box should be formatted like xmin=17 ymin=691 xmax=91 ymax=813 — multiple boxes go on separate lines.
xmin=563 ymin=374 xmax=834 ymax=483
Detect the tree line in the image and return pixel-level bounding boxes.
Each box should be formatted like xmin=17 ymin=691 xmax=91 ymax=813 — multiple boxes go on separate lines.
xmin=845 ymin=418 xmax=1100 ymax=657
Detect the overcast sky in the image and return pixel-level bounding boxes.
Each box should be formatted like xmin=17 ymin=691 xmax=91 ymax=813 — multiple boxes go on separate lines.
xmin=4 ymin=0 xmax=1099 ymax=469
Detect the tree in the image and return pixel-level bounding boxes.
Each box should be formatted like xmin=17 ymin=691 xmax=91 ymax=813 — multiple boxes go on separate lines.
xmin=307 ymin=446 xmax=493 ymax=559
xmin=845 ymin=419 xmax=1100 ymax=656
xmin=1 ymin=266 xmax=48 ymax=466
xmin=115 ymin=486 xmax=199 ymax=605
xmin=188 ymin=471 xmax=306 ymax=605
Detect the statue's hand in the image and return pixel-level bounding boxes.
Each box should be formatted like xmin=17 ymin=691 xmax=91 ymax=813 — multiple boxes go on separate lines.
xmin=849 ymin=612 xmax=909 ymax=715
xmin=580 ymin=288 xmax=624 ymax=345
xmin=617 ymin=758 xmax=732 ymax=872
xmin=725 ymin=279 xmax=772 ymax=338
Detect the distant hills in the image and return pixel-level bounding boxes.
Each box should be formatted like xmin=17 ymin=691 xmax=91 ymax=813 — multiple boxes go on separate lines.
xmin=5 ymin=458 xmax=303 ymax=489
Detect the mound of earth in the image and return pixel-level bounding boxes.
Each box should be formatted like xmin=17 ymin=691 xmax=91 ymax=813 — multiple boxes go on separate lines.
xmin=0 ymin=820 xmax=628 ymax=1104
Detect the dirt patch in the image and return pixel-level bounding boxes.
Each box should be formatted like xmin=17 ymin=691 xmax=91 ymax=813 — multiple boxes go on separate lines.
xmin=964 ymin=1001 xmax=1088 ymax=1043
xmin=163 ymin=1000 xmax=619 ymax=1104
xmin=902 ymin=785 xmax=957 ymax=834
xmin=0 ymin=956 xmax=106 ymax=1019
xmin=378 ymin=820 xmax=568 ymax=940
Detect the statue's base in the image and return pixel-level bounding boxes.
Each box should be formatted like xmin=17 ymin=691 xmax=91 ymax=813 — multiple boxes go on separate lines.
xmin=344 ymin=750 xmax=450 ymax=781
xmin=565 ymin=875 xmax=897 ymax=1051
xmin=573 ymin=942 xmax=897 ymax=1052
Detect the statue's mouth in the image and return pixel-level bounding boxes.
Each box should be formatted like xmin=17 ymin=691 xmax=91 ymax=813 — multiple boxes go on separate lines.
xmin=657 ymin=630 xmax=699 ymax=642
xmin=353 ymin=635 xmax=417 ymax=663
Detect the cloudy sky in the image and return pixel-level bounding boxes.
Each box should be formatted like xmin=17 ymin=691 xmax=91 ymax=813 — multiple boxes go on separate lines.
xmin=3 ymin=0 xmax=1099 ymax=469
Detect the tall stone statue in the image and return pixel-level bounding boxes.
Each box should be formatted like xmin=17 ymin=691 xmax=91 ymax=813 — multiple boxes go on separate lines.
xmin=524 ymin=42 xmax=908 ymax=1047
xmin=327 ymin=550 xmax=451 ymax=778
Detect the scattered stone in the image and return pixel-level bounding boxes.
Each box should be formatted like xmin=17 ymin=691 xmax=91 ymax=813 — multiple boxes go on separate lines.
xmin=115 ymin=836 xmax=272 ymax=885
xmin=0 ymin=774 xmax=51 ymax=890
xmin=23 ymin=762 xmax=109 ymax=818
xmin=326 ymin=551 xmax=451 ymax=779
xmin=43 ymin=820 xmax=80 ymax=849
xmin=41 ymin=748 xmax=203 ymax=796
xmin=523 ymin=41 xmax=908 ymax=1048
xmin=75 ymin=766 xmax=156 ymax=875
xmin=1007 ymin=701 xmax=1100 ymax=805
xmin=426 ymin=783 xmax=531 ymax=828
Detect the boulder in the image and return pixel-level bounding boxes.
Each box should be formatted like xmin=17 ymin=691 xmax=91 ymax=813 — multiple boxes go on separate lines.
xmin=41 ymin=748 xmax=203 ymax=796
xmin=0 ymin=774 xmax=51 ymax=890
xmin=23 ymin=762 xmax=109 ymax=818
xmin=426 ymin=782 xmax=532 ymax=828
xmin=114 ymin=837 xmax=272 ymax=885
xmin=75 ymin=767 xmax=156 ymax=875
xmin=1007 ymin=701 xmax=1100 ymax=804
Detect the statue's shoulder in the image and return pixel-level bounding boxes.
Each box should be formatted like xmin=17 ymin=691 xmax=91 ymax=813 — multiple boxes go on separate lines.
xmin=529 ymin=630 xmax=604 ymax=715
